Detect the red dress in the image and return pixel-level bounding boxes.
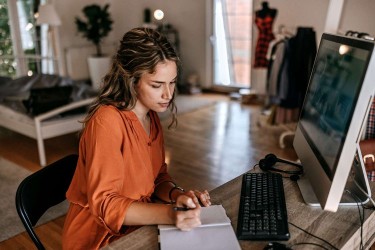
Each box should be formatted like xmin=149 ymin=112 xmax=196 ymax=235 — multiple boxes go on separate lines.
xmin=254 ymin=14 xmax=276 ymax=68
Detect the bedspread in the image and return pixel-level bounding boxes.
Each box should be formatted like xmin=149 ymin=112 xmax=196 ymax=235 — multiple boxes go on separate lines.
xmin=0 ymin=74 xmax=96 ymax=166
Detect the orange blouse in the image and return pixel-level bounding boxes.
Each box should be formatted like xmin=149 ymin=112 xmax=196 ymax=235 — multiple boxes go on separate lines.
xmin=62 ymin=105 xmax=173 ymax=249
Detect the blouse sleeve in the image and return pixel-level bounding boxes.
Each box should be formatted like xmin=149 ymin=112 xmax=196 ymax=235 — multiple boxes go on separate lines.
xmin=154 ymin=163 xmax=173 ymax=187
xmin=153 ymin=120 xmax=173 ymax=187
xmin=82 ymin=109 xmax=134 ymax=234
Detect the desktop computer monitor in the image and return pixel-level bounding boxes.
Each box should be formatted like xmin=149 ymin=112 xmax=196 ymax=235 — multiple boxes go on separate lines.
xmin=293 ymin=33 xmax=375 ymax=212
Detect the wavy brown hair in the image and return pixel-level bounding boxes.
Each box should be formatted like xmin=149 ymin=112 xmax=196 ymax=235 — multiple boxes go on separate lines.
xmin=82 ymin=27 xmax=180 ymax=129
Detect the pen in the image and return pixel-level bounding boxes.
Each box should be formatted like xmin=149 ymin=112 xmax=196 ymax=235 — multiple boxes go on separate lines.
xmin=173 ymin=206 xmax=191 ymax=211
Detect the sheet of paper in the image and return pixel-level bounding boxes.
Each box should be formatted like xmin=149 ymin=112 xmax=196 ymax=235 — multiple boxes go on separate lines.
xmin=159 ymin=224 xmax=241 ymax=250
xmin=158 ymin=205 xmax=241 ymax=250
xmin=158 ymin=205 xmax=231 ymax=230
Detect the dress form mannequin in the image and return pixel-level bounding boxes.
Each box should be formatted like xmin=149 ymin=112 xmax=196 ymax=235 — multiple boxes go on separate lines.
xmin=254 ymin=1 xmax=278 ymax=68
xmin=256 ymin=1 xmax=277 ymax=19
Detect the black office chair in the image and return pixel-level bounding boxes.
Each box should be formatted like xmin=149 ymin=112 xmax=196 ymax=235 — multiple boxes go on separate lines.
xmin=15 ymin=154 xmax=78 ymax=250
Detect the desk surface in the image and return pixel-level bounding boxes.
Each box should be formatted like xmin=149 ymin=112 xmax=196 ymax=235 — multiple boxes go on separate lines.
xmin=103 ymin=172 xmax=375 ymax=250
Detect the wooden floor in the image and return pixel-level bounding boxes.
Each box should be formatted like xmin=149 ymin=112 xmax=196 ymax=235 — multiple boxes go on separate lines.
xmin=0 ymin=94 xmax=298 ymax=249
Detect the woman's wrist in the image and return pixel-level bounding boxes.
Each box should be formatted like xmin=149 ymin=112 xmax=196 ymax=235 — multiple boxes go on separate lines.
xmin=168 ymin=185 xmax=185 ymax=203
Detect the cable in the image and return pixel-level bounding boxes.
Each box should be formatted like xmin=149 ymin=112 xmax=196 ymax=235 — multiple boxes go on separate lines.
xmin=352 ymin=178 xmax=375 ymax=207
xmin=347 ymin=159 xmax=375 ymax=209
xmin=362 ymin=202 xmax=375 ymax=211
xmin=252 ymin=163 xmax=259 ymax=170
xmin=288 ymin=222 xmax=339 ymax=250
xmin=289 ymin=242 xmax=331 ymax=250
xmin=345 ymin=190 xmax=365 ymax=250
xmin=346 ymin=162 xmax=371 ymax=250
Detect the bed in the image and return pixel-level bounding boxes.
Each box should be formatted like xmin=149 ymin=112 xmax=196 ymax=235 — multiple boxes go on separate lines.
xmin=0 ymin=74 xmax=95 ymax=166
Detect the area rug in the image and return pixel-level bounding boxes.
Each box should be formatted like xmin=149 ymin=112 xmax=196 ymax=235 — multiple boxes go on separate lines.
xmin=0 ymin=157 xmax=68 ymax=242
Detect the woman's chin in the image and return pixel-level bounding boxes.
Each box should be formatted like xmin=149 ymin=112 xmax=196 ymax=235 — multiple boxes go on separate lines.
xmin=152 ymin=107 xmax=169 ymax=113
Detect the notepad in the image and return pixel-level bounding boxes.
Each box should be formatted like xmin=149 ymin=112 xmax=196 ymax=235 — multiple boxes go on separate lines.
xmin=158 ymin=205 xmax=241 ymax=250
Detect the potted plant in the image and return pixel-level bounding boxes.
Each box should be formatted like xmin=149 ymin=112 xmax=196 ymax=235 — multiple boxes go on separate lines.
xmin=75 ymin=4 xmax=113 ymax=89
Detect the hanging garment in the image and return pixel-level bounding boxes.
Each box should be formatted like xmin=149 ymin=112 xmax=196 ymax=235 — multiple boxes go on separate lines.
xmin=279 ymin=27 xmax=316 ymax=109
xmin=267 ymin=39 xmax=286 ymax=97
xmin=265 ymin=27 xmax=317 ymax=124
xmin=291 ymin=27 xmax=317 ymax=108
xmin=364 ymin=98 xmax=375 ymax=181
xmin=366 ymin=98 xmax=375 ymax=139
xmin=278 ymin=38 xmax=299 ymax=109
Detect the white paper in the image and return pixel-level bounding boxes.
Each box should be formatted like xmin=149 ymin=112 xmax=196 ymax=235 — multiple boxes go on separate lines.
xmin=158 ymin=205 xmax=241 ymax=250
xmin=158 ymin=205 xmax=231 ymax=230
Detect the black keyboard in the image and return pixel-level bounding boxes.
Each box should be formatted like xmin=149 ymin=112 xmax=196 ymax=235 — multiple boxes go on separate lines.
xmin=236 ymin=172 xmax=290 ymax=241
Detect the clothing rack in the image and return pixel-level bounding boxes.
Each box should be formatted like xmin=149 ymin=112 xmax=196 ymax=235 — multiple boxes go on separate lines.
xmin=261 ymin=26 xmax=317 ymax=148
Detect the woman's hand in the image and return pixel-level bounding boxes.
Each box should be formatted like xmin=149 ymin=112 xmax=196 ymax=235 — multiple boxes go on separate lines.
xmin=175 ymin=189 xmax=211 ymax=207
xmin=193 ymin=189 xmax=211 ymax=207
xmin=172 ymin=190 xmax=211 ymax=231
xmin=173 ymin=191 xmax=201 ymax=231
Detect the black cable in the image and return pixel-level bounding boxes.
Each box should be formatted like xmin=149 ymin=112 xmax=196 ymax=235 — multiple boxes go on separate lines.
xmin=289 ymin=242 xmax=331 ymax=250
xmin=253 ymin=163 xmax=259 ymax=170
xmin=363 ymin=204 xmax=375 ymax=210
xmin=348 ymin=190 xmax=364 ymax=249
xmin=254 ymin=162 xmax=299 ymax=181
xmin=346 ymin=190 xmax=364 ymax=249
xmin=288 ymin=222 xmax=339 ymax=250
xmin=345 ymin=190 xmax=365 ymax=250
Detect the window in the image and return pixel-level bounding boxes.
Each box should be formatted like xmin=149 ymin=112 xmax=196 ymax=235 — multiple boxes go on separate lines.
xmin=0 ymin=0 xmax=58 ymax=78
xmin=0 ymin=0 xmax=16 ymax=77
xmin=213 ymin=0 xmax=253 ymax=88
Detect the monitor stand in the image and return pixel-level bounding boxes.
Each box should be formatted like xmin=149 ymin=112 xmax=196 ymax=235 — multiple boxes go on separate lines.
xmin=297 ymin=148 xmax=372 ymax=207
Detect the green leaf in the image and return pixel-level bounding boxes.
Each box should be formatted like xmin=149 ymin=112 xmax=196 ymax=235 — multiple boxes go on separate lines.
xmin=75 ymin=4 xmax=113 ymax=56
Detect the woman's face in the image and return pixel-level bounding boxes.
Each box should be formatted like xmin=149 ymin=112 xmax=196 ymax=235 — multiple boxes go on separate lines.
xmin=136 ymin=60 xmax=177 ymax=113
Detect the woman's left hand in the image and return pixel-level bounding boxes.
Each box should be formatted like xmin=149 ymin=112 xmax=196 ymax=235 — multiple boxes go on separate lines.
xmin=193 ymin=190 xmax=211 ymax=207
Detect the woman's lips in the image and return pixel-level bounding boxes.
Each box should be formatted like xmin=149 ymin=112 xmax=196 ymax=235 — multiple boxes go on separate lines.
xmin=159 ymin=102 xmax=169 ymax=108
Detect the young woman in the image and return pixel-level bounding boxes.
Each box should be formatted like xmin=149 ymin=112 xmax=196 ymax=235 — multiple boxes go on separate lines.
xmin=62 ymin=27 xmax=211 ymax=249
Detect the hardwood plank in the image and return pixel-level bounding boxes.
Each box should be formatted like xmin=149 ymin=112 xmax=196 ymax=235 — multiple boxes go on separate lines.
xmin=164 ymin=100 xmax=297 ymax=191
xmin=0 ymin=94 xmax=298 ymax=249
xmin=0 ymin=129 xmax=79 ymax=172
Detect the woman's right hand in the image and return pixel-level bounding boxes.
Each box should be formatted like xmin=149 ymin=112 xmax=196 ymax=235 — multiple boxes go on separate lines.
xmin=173 ymin=191 xmax=201 ymax=231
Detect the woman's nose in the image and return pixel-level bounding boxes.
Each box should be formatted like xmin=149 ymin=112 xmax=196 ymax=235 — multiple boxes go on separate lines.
xmin=162 ymin=85 xmax=173 ymax=99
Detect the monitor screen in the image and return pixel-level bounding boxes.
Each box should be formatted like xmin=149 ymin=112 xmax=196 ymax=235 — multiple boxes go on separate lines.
xmin=293 ymin=33 xmax=375 ymax=212
xmin=299 ymin=37 xmax=372 ymax=179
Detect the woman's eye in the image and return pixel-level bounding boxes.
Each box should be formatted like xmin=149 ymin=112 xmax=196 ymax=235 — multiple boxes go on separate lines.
xmin=152 ymin=85 xmax=161 ymax=88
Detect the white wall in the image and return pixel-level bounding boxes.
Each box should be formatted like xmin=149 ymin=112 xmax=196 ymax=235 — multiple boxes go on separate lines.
xmin=55 ymin=0 xmax=206 ymax=85
xmin=339 ymin=0 xmax=375 ymax=36
xmin=112 ymin=0 xmax=207 ymax=87
xmin=54 ymin=0 xmax=375 ymax=88
xmin=55 ymin=0 xmax=115 ymax=51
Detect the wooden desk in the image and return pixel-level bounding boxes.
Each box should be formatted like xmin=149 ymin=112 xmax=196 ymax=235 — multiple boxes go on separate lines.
xmin=103 ymin=172 xmax=375 ymax=250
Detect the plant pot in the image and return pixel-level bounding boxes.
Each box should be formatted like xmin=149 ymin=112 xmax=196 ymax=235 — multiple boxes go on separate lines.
xmin=87 ymin=56 xmax=112 ymax=90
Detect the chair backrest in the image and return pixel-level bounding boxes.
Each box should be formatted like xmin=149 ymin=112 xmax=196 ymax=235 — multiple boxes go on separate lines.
xmin=15 ymin=154 xmax=78 ymax=250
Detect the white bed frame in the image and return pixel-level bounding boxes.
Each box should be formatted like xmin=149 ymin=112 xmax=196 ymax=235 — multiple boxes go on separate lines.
xmin=0 ymin=98 xmax=94 ymax=166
